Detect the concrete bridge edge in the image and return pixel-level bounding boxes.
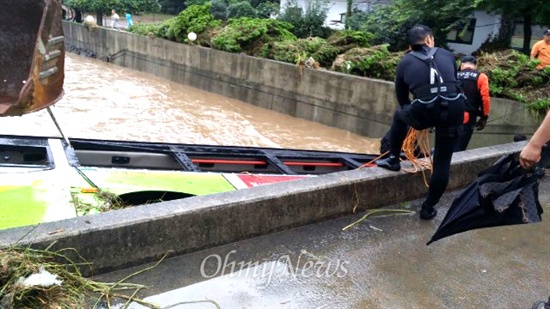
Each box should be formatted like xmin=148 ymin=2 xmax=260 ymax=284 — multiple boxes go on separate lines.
xmin=0 ymin=142 xmax=526 ymax=276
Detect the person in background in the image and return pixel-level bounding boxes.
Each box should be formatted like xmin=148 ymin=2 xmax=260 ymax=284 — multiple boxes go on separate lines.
xmin=111 ymin=9 xmax=119 ymax=29
xmin=125 ymin=13 xmax=134 ymax=28
xmin=376 ymin=24 xmax=465 ymax=220
xmin=455 ymin=55 xmax=491 ymax=151
xmin=519 ymin=109 xmax=550 ymax=169
xmin=530 ymin=29 xmax=550 ymax=70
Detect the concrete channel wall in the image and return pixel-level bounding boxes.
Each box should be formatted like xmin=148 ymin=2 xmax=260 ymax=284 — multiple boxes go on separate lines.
xmin=61 ymin=22 xmax=541 ymax=148
xmin=0 ymin=142 xmax=526 ymax=276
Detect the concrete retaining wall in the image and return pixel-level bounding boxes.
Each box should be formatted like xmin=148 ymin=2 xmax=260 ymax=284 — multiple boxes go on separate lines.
xmin=0 ymin=142 xmax=526 ymax=275
xmin=61 ymin=22 xmax=541 ymax=148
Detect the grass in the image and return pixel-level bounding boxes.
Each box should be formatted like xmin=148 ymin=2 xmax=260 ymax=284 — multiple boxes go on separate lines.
xmin=0 ymin=244 xmax=221 ymax=308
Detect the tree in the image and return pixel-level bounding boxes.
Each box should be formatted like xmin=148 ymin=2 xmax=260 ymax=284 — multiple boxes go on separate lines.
xmin=227 ymin=1 xmax=257 ymax=19
xmin=345 ymin=0 xmax=386 ymax=30
xmin=64 ymin=0 xmax=160 ymax=26
xmin=127 ymin=0 xmax=162 ymax=13
xmin=256 ymin=1 xmax=279 ymax=18
xmin=347 ymin=0 xmax=549 ymax=53
xmin=211 ymin=0 xmax=229 ymax=20
xmin=185 ymin=0 xmax=210 ymax=6
xmin=479 ymin=0 xmax=550 ymax=53
xmin=345 ymin=0 xmax=352 ymax=29
xmin=277 ymin=0 xmax=330 ymax=38
xmin=158 ymin=0 xmax=185 ymax=15
xmin=346 ymin=0 xmax=479 ymax=51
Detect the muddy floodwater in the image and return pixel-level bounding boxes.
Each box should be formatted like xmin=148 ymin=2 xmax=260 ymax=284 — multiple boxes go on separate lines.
xmin=0 ymin=53 xmax=380 ymax=154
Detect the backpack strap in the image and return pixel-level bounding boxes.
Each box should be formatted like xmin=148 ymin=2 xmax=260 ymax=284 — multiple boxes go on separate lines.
xmin=411 ymin=48 xmax=443 ymax=87
xmin=409 ymin=48 xmax=462 ymax=102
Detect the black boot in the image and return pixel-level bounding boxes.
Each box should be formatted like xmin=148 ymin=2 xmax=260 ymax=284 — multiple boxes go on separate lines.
xmin=420 ymin=202 xmax=437 ymax=220
xmin=376 ymin=155 xmax=401 ymax=171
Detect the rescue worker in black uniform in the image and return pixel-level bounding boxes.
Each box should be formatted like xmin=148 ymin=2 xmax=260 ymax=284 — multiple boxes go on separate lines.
xmin=455 ymin=55 xmax=491 ymax=151
xmin=376 ymin=25 xmax=466 ymax=220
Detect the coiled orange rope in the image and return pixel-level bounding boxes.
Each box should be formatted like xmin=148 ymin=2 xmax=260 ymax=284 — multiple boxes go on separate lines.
xmin=360 ymin=128 xmax=433 ymax=187
xmin=401 ymin=128 xmax=432 ymax=187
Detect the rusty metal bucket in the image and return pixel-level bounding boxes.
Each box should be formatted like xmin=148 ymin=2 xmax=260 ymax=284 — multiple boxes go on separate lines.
xmin=0 ymin=0 xmax=65 ymax=117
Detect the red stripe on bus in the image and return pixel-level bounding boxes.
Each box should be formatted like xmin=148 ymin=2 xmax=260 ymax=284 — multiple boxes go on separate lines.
xmin=191 ymin=159 xmax=344 ymax=167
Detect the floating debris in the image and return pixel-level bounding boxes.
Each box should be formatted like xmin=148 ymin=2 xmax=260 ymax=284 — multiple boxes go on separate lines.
xmin=343 ymin=209 xmax=414 ymax=231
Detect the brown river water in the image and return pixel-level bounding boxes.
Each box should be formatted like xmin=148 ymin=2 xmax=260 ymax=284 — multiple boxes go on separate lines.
xmin=0 ymin=53 xmax=380 ymax=154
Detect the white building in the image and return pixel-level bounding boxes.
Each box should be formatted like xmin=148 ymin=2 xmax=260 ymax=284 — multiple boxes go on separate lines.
xmin=279 ymin=0 xmax=501 ymax=54
xmin=446 ymin=11 xmax=501 ymax=55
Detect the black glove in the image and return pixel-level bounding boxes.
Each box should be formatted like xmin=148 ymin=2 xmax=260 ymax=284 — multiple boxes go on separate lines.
xmin=475 ymin=116 xmax=488 ymax=131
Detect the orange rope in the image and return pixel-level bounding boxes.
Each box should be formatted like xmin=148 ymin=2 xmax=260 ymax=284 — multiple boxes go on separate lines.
xmin=359 ymin=128 xmax=433 ymax=187
xmin=401 ymin=128 xmax=432 ymax=187
xmin=358 ymin=152 xmax=389 ymax=169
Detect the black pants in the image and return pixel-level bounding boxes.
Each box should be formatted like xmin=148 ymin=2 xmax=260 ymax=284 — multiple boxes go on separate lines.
xmin=388 ymin=99 xmax=464 ymax=207
xmin=455 ymin=117 xmax=476 ymax=152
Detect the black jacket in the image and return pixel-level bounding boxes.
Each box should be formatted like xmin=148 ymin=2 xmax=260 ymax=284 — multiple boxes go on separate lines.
xmin=457 ymin=68 xmax=482 ymax=114
xmin=395 ymin=45 xmax=459 ymax=107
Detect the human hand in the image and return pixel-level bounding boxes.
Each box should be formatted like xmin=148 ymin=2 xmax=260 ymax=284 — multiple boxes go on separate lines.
xmin=475 ymin=116 xmax=487 ymax=131
xmin=519 ymin=143 xmax=541 ymax=170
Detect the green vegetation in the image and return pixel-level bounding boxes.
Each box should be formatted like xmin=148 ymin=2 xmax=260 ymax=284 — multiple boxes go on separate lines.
xmin=164 ymin=4 xmax=221 ymax=43
xmin=124 ymin=3 xmax=550 ymax=111
xmin=71 ymin=190 xmax=128 ymax=216
xmin=261 ymin=37 xmax=336 ymax=66
xmin=212 ymin=17 xmax=295 ymax=53
xmin=331 ymin=45 xmax=403 ymax=81
xmin=277 ymin=0 xmax=332 ymax=39
xmin=0 ymin=246 xmax=219 ymax=308
xmin=64 ymin=0 xmax=160 ymax=26
xmin=477 ymin=50 xmax=550 ymax=111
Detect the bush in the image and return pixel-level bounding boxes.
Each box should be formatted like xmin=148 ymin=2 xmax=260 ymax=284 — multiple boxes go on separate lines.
xmin=211 ymin=17 xmax=296 ymax=54
xmin=262 ymin=37 xmax=338 ymax=66
xmin=127 ymin=22 xmax=164 ymax=37
xmin=326 ymin=30 xmax=374 ymax=52
xmin=331 ymin=45 xmax=402 ymax=80
xmin=165 ymin=4 xmax=221 ymax=43
xmin=128 ymin=13 xmax=550 ymax=110
xmin=478 ymin=50 xmax=550 ymax=111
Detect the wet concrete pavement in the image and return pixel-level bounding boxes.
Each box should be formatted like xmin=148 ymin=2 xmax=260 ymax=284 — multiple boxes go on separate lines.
xmin=95 ymin=178 xmax=550 ymax=309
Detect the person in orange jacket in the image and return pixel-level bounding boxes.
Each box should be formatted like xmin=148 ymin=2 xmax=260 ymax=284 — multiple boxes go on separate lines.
xmin=530 ymin=29 xmax=550 ymax=70
xmin=455 ymin=55 xmax=490 ymax=151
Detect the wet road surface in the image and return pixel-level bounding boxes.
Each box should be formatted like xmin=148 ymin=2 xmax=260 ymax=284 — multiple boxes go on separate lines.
xmin=94 ymin=178 xmax=550 ymax=309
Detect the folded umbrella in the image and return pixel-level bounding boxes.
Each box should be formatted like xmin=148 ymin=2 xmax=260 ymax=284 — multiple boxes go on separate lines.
xmin=427 ymin=145 xmax=548 ymax=245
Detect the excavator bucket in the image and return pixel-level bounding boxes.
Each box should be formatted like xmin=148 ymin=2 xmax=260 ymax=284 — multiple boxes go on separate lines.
xmin=0 ymin=0 xmax=65 ymax=117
